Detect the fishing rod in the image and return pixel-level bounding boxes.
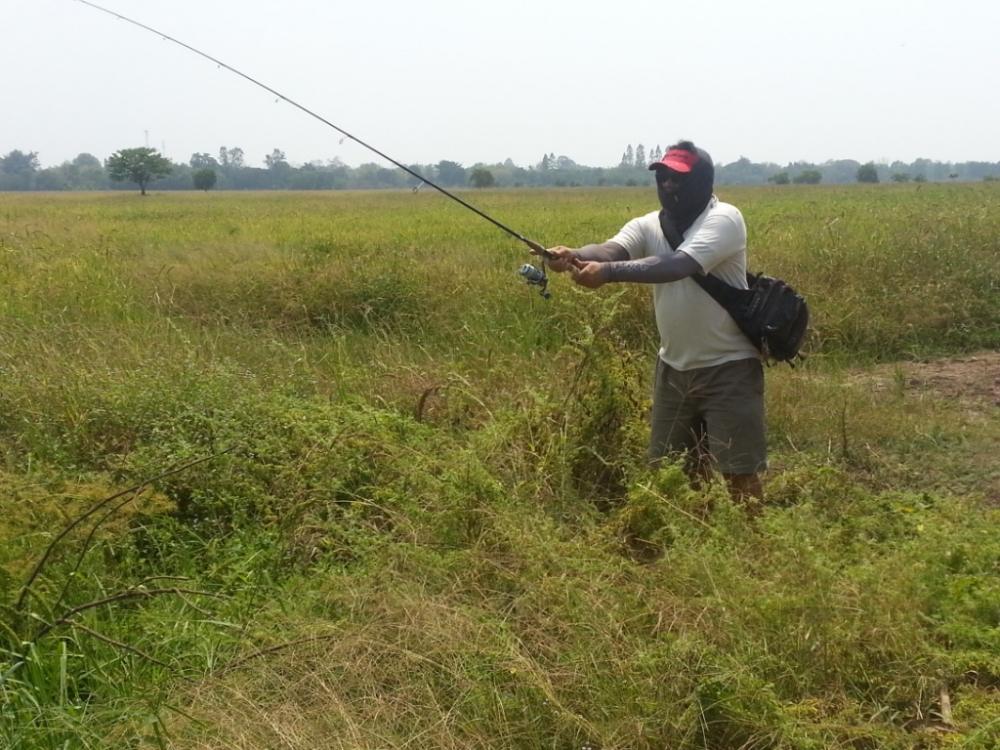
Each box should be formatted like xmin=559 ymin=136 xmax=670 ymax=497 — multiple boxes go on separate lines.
xmin=72 ymin=0 xmax=553 ymax=297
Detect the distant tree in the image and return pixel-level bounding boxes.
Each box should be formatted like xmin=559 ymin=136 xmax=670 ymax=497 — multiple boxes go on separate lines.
xmin=768 ymin=171 xmax=790 ymax=185
xmin=634 ymin=144 xmax=646 ymax=168
xmin=649 ymin=144 xmax=663 ymax=163
xmin=793 ymin=169 xmax=822 ymax=184
xmin=190 ymin=152 xmax=219 ymax=169
xmin=72 ymin=153 xmax=101 ymax=169
xmin=621 ymin=144 xmax=635 ymax=168
xmin=948 ymin=172 xmax=959 ymax=180
xmin=33 ymin=169 xmax=69 ymax=191
xmin=264 ymin=149 xmax=288 ymax=170
xmin=891 ymin=172 xmax=911 ymax=183
xmin=540 ymin=154 xmax=551 ymax=170
xmin=718 ymin=156 xmax=777 ymax=185
xmin=1 ymin=150 xmax=40 ymax=176
xmin=820 ymin=159 xmax=862 ymax=184
xmin=435 ymin=160 xmax=466 ymax=186
xmin=555 ymin=155 xmax=577 ymax=170
xmin=51 ymin=153 xmax=106 ymax=190
xmin=193 ymin=168 xmax=217 ymax=191
xmin=469 ymin=167 xmax=495 ymax=188
xmin=218 ymin=146 xmax=244 ymax=170
xmin=914 ymin=174 xmax=927 ymax=183
xmin=856 ymin=162 xmax=879 ymax=183
xmin=105 ymin=147 xmax=172 ymax=195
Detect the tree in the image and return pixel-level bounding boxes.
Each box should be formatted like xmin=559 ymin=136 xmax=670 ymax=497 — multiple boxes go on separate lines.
xmin=856 ymin=162 xmax=879 ymax=183
xmin=193 ymin=168 xmax=217 ymax=191
xmin=264 ymin=148 xmax=288 ymax=170
xmin=1 ymin=150 xmax=40 ymax=176
xmin=768 ymin=171 xmax=790 ymax=185
xmin=891 ymin=173 xmax=911 ymax=183
xmin=435 ymin=160 xmax=466 ymax=186
xmin=469 ymin=167 xmax=495 ymax=188
xmin=105 ymin=147 xmax=172 ymax=195
xmin=218 ymin=146 xmax=244 ymax=170
xmin=72 ymin=153 xmax=101 ymax=169
xmin=635 ymin=144 xmax=646 ymax=168
xmin=793 ymin=169 xmax=822 ymax=184
xmin=621 ymin=144 xmax=635 ymax=168
xmin=190 ymin=152 xmax=219 ymax=169
xmin=59 ymin=153 xmax=106 ymax=190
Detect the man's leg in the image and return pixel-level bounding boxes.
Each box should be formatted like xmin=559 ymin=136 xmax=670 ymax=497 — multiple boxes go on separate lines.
xmin=722 ymin=472 xmax=764 ymax=503
xmin=700 ymin=358 xmax=767 ymax=508
xmin=648 ymin=357 xmax=703 ymax=479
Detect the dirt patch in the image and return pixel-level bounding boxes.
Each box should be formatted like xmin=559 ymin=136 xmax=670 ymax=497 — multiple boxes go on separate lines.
xmin=858 ymin=350 xmax=1000 ymax=409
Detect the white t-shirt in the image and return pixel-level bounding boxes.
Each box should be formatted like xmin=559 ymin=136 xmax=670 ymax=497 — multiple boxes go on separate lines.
xmin=608 ymin=196 xmax=760 ymax=371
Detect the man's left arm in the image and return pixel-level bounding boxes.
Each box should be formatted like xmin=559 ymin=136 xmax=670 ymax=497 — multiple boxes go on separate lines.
xmin=571 ymin=252 xmax=701 ymax=288
xmin=571 ymin=213 xmax=742 ymax=289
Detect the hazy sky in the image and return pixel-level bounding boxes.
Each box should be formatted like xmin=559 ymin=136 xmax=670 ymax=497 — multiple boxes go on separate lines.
xmin=5 ymin=0 xmax=1000 ymax=170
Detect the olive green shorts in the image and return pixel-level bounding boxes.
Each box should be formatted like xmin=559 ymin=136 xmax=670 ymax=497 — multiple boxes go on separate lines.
xmin=649 ymin=356 xmax=767 ymax=475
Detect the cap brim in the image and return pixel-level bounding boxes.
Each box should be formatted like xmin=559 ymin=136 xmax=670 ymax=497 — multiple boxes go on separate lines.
xmin=648 ymin=158 xmax=694 ymax=173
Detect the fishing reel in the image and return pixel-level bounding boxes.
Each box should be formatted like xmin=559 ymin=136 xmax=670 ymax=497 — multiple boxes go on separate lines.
xmin=518 ymin=262 xmax=550 ymax=299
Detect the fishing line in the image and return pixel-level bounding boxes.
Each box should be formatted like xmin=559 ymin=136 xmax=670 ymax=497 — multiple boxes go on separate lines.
xmin=72 ymin=0 xmax=553 ymax=287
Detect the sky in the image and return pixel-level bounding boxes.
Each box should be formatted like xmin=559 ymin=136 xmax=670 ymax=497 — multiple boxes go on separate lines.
xmin=4 ymin=0 xmax=1000 ymax=170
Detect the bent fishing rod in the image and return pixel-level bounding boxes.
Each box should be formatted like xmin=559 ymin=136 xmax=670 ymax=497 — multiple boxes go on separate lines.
xmin=73 ymin=0 xmax=553 ymax=297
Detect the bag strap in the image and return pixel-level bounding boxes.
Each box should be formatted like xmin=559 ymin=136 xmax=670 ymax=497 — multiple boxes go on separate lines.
xmin=658 ymin=210 xmax=746 ymax=308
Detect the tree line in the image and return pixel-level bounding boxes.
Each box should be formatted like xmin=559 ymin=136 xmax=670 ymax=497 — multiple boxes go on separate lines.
xmin=3 ymin=145 xmax=1000 ymax=193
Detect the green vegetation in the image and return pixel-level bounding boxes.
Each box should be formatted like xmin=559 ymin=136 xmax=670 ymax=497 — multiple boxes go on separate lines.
xmin=192 ymin=168 xmax=217 ymax=192
xmin=6 ymin=145 xmax=1000 ymax=190
xmin=792 ymin=169 xmax=822 ymax=185
xmin=105 ymin=147 xmax=173 ymax=196
xmin=1 ymin=184 xmax=998 ymax=748
xmin=857 ymin=162 xmax=880 ymax=184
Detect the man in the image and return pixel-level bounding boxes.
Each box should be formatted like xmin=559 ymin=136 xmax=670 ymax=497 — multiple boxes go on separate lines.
xmin=543 ymin=141 xmax=765 ymax=502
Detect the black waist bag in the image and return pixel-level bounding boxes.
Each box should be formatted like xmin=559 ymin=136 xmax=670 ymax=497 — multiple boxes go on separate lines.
xmin=692 ymin=272 xmax=809 ymax=365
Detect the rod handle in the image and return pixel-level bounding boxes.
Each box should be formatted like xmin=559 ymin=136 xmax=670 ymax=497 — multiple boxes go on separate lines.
xmin=522 ymin=237 xmax=553 ymax=260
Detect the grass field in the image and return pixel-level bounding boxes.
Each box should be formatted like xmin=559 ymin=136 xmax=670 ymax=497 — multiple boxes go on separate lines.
xmin=1 ymin=184 xmax=998 ymax=748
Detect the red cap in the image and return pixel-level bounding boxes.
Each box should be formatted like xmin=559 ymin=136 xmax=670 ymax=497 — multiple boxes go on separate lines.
xmin=648 ymin=148 xmax=700 ymax=173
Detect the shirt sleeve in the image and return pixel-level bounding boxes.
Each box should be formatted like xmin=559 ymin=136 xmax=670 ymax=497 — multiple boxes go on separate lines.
xmin=679 ymin=211 xmax=747 ymax=273
xmin=607 ymin=216 xmax=649 ymax=260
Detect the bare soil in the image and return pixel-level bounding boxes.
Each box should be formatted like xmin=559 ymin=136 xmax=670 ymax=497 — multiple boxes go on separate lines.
xmin=859 ymin=350 xmax=1000 ymax=409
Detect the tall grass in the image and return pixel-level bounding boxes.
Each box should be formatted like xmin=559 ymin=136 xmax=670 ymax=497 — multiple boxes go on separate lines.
xmin=1 ymin=186 xmax=997 ymax=748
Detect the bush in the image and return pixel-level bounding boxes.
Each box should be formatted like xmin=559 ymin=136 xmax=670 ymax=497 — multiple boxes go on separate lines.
xmin=193 ymin=168 xmax=217 ymax=191
xmin=857 ymin=162 xmax=880 ymax=183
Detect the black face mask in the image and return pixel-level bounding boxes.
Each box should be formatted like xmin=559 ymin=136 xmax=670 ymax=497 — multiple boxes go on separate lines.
xmin=656 ymin=149 xmax=715 ymax=240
